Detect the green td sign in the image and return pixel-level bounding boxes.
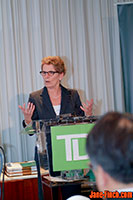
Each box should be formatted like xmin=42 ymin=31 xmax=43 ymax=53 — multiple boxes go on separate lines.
xmin=51 ymin=123 xmax=95 ymax=171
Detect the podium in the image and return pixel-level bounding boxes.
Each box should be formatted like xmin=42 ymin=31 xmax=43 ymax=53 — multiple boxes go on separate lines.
xmin=23 ymin=115 xmax=98 ymax=199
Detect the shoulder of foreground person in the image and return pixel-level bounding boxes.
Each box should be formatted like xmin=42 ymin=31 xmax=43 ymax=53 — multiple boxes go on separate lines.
xmin=67 ymin=195 xmax=90 ymax=200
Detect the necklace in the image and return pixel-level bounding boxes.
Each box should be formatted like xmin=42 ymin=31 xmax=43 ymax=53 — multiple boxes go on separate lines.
xmin=52 ymin=94 xmax=61 ymax=99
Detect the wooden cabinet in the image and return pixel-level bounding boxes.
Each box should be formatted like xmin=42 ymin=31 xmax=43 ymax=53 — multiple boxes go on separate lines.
xmin=0 ymin=175 xmax=39 ymax=200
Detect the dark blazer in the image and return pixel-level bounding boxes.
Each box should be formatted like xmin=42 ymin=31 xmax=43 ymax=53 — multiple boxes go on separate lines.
xmin=27 ymin=84 xmax=84 ymax=121
xmin=23 ymin=85 xmax=85 ymax=177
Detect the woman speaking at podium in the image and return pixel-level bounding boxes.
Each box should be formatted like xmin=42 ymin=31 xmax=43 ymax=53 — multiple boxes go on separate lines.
xmin=19 ymin=56 xmax=93 ymax=199
xmin=19 ymin=56 xmax=93 ymax=125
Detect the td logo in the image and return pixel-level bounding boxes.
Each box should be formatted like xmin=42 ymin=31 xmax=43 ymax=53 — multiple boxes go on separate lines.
xmin=51 ymin=123 xmax=94 ymax=171
xmin=56 ymin=134 xmax=88 ymax=161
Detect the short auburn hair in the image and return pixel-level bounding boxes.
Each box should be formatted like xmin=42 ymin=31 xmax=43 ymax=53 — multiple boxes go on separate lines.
xmin=41 ymin=56 xmax=66 ymax=75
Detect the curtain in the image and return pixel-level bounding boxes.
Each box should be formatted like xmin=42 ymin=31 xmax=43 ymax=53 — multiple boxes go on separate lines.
xmin=117 ymin=3 xmax=133 ymax=113
xmin=0 ymin=0 xmax=130 ymax=162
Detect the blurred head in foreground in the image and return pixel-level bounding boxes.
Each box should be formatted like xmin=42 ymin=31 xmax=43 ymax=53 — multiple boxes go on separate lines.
xmin=86 ymin=111 xmax=133 ymax=191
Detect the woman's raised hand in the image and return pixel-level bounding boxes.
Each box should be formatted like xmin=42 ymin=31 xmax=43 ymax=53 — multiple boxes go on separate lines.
xmin=18 ymin=102 xmax=35 ymax=124
xmin=80 ymin=99 xmax=93 ymax=116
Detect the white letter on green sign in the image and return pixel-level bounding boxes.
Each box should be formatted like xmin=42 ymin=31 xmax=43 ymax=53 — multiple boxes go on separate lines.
xmin=56 ymin=134 xmax=88 ymax=162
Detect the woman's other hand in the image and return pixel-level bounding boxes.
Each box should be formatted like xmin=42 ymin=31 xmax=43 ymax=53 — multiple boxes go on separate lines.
xmin=18 ymin=102 xmax=35 ymax=124
xmin=80 ymin=99 xmax=93 ymax=116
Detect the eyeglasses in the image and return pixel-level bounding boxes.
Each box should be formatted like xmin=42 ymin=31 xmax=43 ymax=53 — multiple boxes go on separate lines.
xmin=40 ymin=71 xmax=59 ymax=76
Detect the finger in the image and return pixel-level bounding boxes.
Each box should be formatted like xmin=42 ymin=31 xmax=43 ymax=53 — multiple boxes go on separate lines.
xmin=18 ymin=105 xmax=24 ymax=112
xmin=82 ymin=102 xmax=89 ymax=109
xmin=30 ymin=103 xmax=34 ymax=110
xmin=19 ymin=103 xmax=26 ymax=109
xmin=18 ymin=105 xmax=25 ymax=112
xmin=27 ymin=102 xmax=34 ymax=110
xmin=81 ymin=106 xmax=92 ymax=116
xmin=80 ymin=106 xmax=85 ymax=112
xmin=27 ymin=102 xmax=31 ymax=110
xmin=31 ymin=105 xmax=35 ymax=114
xmin=30 ymin=103 xmax=34 ymax=111
xmin=27 ymin=103 xmax=33 ymax=113
xmin=29 ymin=103 xmax=35 ymax=113
xmin=18 ymin=105 xmax=22 ymax=109
xmin=86 ymin=99 xmax=93 ymax=106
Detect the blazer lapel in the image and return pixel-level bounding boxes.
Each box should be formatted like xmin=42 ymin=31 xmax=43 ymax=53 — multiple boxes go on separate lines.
xmin=60 ymin=85 xmax=71 ymax=115
xmin=41 ymin=87 xmax=56 ymax=118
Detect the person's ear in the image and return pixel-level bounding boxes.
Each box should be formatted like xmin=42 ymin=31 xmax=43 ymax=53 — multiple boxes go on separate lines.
xmin=59 ymin=72 xmax=64 ymax=81
xmin=93 ymin=165 xmax=109 ymax=192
